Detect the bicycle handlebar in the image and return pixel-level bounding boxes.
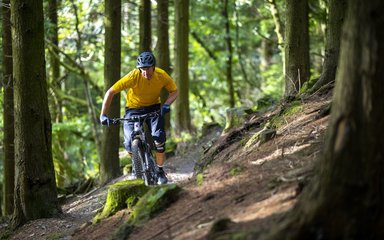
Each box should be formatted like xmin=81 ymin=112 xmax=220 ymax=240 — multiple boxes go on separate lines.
xmin=111 ymin=110 xmax=160 ymax=124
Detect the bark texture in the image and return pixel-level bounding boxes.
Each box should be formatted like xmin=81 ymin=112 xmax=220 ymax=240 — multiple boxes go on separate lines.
xmin=156 ymin=0 xmax=172 ymax=130
xmin=267 ymin=0 xmax=384 ymax=239
xmin=2 ymin=0 xmax=15 ymax=216
xmin=284 ymin=0 xmax=309 ymax=96
xmin=139 ymin=0 xmax=151 ymax=52
xmin=310 ymin=0 xmax=347 ymax=92
xmin=11 ymin=0 xmax=59 ymax=228
xmin=100 ymin=0 xmax=122 ymax=184
xmin=174 ymin=0 xmax=192 ymax=134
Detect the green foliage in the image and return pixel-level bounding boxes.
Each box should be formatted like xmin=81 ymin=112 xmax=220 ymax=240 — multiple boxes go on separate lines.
xmin=52 ymin=116 xmax=99 ymax=188
xmin=196 ymin=173 xmax=204 ymax=186
xmin=230 ymin=164 xmax=246 ymax=176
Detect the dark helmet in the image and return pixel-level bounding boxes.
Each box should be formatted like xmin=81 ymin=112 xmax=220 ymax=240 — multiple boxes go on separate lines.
xmin=136 ymin=51 xmax=156 ymax=68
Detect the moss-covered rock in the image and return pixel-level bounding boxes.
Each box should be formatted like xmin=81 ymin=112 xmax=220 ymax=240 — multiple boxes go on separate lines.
xmin=244 ymin=128 xmax=276 ymax=149
xmin=93 ymin=179 xmax=149 ymax=223
xmin=270 ymin=100 xmax=303 ymax=128
xmin=113 ymin=184 xmax=182 ymax=239
xmin=128 ymin=183 xmax=182 ymax=226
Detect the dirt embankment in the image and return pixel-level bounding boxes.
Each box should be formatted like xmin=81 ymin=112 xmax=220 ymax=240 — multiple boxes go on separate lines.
xmin=6 ymin=93 xmax=331 ymax=240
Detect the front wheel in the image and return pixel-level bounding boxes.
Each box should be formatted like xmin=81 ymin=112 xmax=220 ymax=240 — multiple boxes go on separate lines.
xmin=144 ymin=152 xmax=158 ymax=185
xmin=131 ymin=139 xmax=144 ymax=179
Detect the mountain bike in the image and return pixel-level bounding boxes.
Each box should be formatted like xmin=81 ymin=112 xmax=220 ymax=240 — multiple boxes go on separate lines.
xmin=112 ymin=111 xmax=160 ymax=186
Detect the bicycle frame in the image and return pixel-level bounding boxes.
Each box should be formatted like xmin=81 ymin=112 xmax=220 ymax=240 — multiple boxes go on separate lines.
xmin=113 ymin=111 xmax=160 ymax=185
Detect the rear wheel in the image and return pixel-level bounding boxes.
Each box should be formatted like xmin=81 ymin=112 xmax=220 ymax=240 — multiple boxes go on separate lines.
xmin=131 ymin=139 xmax=144 ymax=179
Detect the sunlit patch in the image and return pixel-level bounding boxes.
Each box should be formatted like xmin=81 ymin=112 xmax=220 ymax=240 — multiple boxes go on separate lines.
xmin=230 ymin=188 xmax=296 ymax=222
xmin=250 ymin=143 xmax=312 ymax=165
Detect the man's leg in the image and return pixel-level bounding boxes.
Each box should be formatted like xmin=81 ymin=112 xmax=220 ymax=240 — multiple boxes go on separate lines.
xmin=123 ymin=113 xmax=135 ymax=177
xmin=150 ymin=113 xmax=168 ymax=184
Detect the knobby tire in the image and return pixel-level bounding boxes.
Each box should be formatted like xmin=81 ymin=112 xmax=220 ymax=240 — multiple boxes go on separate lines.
xmin=132 ymin=139 xmax=144 ymax=179
xmin=144 ymin=151 xmax=158 ymax=185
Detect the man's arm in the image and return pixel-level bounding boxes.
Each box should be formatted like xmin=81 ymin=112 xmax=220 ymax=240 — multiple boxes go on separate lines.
xmin=164 ymin=89 xmax=179 ymax=105
xmin=100 ymin=87 xmax=116 ymax=117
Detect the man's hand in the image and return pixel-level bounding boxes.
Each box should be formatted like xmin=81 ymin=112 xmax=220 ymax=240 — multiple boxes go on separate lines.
xmin=100 ymin=114 xmax=112 ymax=126
xmin=161 ymin=104 xmax=171 ymax=115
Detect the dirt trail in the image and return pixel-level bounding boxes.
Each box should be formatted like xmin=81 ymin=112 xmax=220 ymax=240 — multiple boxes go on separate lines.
xmin=7 ymin=125 xmax=221 ymax=240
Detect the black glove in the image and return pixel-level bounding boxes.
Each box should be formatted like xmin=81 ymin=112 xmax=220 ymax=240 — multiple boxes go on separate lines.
xmin=100 ymin=114 xmax=112 ymax=126
xmin=161 ymin=104 xmax=171 ymax=115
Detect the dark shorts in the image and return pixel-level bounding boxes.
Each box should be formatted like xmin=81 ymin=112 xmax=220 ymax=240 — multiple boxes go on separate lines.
xmin=123 ymin=104 xmax=166 ymax=152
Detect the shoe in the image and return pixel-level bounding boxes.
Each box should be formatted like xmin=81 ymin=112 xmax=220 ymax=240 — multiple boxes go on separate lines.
xmin=157 ymin=168 xmax=168 ymax=185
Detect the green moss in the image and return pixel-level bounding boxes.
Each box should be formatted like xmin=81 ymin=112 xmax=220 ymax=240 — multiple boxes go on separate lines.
xmin=127 ymin=184 xmax=182 ymax=226
xmin=196 ymin=173 xmax=204 ymax=186
xmin=123 ymin=164 xmax=132 ymax=175
xmin=46 ymin=233 xmax=62 ymax=240
xmin=270 ymin=101 xmax=303 ymax=128
xmin=93 ymin=179 xmax=148 ymax=223
xmin=300 ymin=76 xmax=319 ymax=94
xmin=230 ymin=165 xmax=246 ymax=176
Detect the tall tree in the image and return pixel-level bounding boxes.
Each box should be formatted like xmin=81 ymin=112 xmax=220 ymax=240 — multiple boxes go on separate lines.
xmin=156 ymin=0 xmax=171 ymax=130
xmin=100 ymin=0 xmax=122 ymax=184
xmin=2 ymin=0 xmax=14 ymax=216
xmin=139 ymin=0 xmax=151 ymax=51
xmin=11 ymin=0 xmax=59 ymax=228
xmin=174 ymin=0 xmax=192 ymax=134
xmin=284 ymin=0 xmax=309 ymax=96
xmin=222 ymin=0 xmax=235 ymax=107
xmin=267 ymin=0 xmax=285 ymax=74
xmin=310 ymin=0 xmax=347 ymax=92
xmin=47 ymin=0 xmax=63 ymax=123
xmin=268 ymin=0 xmax=384 ymax=239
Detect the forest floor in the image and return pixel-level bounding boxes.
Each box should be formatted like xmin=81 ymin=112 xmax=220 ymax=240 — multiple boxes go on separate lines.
xmin=4 ymin=91 xmax=332 ymax=240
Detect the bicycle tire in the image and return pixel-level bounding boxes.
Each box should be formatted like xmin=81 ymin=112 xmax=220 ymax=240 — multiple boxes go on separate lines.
xmin=144 ymin=152 xmax=158 ymax=185
xmin=131 ymin=139 xmax=144 ymax=179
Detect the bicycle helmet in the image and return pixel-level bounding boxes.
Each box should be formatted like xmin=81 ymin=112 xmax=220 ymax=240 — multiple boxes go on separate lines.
xmin=136 ymin=51 xmax=156 ymax=68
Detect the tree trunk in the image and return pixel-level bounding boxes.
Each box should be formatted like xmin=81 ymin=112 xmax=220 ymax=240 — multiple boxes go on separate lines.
xmin=11 ymin=0 xmax=59 ymax=228
xmin=284 ymin=0 xmax=310 ymax=97
xmin=222 ymin=0 xmax=235 ymax=108
xmin=267 ymin=0 xmax=285 ymax=75
xmin=48 ymin=0 xmax=63 ymax=123
xmin=156 ymin=0 xmax=171 ymax=131
xmin=100 ymin=0 xmax=122 ymax=184
xmin=174 ymin=0 xmax=192 ymax=134
xmin=139 ymin=0 xmax=151 ymax=52
xmin=2 ymin=0 xmax=15 ymax=217
xmin=268 ymin=1 xmax=384 ymax=239
xmin=310 ymin=0 xmax=347 ymax=93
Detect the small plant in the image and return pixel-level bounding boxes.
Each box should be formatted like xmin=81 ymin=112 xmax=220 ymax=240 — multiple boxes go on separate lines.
xmin=46 ymin=233 xmax=62 ymax=240
xmin=196 ymin=173 xmax=204 ymax=186
xmin=230 ymin=165 xmax=246 ymax=176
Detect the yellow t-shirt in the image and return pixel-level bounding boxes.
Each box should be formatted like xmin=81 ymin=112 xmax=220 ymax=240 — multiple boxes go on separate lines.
xmin=111 ymin=67 xmax=177 ymax=108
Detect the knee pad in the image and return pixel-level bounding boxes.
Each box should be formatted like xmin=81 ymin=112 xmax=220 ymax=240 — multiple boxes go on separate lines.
xmin=154 ymin=141 xmax=165 ymax=153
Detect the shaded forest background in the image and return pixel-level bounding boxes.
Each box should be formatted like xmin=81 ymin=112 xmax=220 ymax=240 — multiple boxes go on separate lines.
xmin=1 ymin=0 xmax=334 ymax=224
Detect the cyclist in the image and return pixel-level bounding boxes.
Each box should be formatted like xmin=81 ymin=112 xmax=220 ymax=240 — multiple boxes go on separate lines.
xmin=100 ymin=51 xmax=178 ymax=184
